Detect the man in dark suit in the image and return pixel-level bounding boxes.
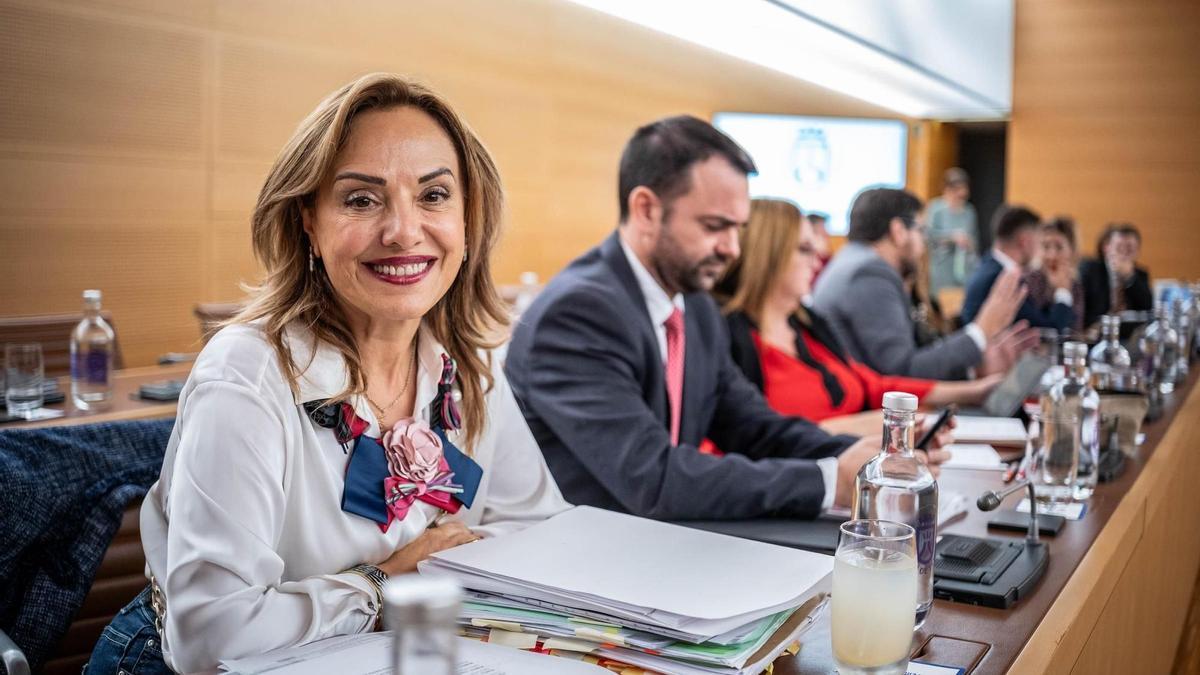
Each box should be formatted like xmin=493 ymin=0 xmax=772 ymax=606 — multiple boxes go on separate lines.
xmin=505 ymin=116 xmax=946 ymax=521
xmin=812 ymin=189 xmax=1034 ymax=381
xmin=1078 ymin=223 xmax=1154 ymax=329
xmin=961 ymin=204 xmax=1079 ymax=332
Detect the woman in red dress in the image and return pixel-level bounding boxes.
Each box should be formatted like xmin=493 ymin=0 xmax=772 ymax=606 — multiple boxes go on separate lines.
xmin=716 ymin=198 xmax=1000 ymax=421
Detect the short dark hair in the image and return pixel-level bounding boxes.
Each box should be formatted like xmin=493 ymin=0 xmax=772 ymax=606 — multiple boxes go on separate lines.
xmin=847 ymin=187 xmax=923 ymax=243
xmin=804 ymin=212 xmax=828 ymax=224
xmin=1040 ymin=216 xmax=1077 ymax=250
xmin=991 ymin=204 xmax=1041 ymax=241
xmin=618 ymin=115 xmax=757 ymax=222
xmin=1097 ymin=222 xmax=1141 ymax=258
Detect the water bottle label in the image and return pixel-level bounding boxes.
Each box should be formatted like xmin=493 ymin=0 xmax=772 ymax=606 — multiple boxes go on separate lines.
xmin=917 ymin=509 xmax=936 ymax=572
xmin=85 ymin=350 xmax=109 ymax=385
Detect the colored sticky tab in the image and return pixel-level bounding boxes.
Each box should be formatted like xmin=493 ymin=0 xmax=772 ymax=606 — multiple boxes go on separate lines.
xmin=341 ymin=435 xmax=391 ymax=525
xmin=471 ymin=619 xmax=524 ymax=632
xmin=574 ymin=626 xmax=626 ymax=647
xmin=486 ymin=628 xmax=538 ymax=649
xmin=541 ymin=637 xmax=599 ymax=653
xmin=436 ymin=427 xmax=483 ymax=508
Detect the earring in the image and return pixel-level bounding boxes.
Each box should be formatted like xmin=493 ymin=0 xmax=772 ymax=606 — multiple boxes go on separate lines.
xmin=463 ymin=247 xmax=468 ymax=263
xmin=309 ymin=247 xmax=315 ymax=273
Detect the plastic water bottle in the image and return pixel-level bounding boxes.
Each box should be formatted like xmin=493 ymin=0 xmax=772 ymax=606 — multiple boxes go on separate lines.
xmin=1138 ymin=305 xmax=1179 ymax=397
xmin=853 ymin=391 xmax=938 ymax=629
xmin=512 ymin=271 xmax=540 ymax=318
xmin=1089 ymin=315 xmax=1132 ymax=391
xmin=1049 ymin=342 xmax=1100 ymax=500
xmin=70 ymin=289 xmax=115 ymax=410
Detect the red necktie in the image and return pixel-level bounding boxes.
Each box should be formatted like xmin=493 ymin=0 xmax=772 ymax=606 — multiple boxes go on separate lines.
xmin=664 ymin=307 xmax=686 ymax=446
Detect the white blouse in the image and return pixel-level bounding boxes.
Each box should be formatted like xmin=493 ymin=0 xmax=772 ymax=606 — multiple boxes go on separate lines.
xmin=139 ymin=322 xmax=570 ymax=673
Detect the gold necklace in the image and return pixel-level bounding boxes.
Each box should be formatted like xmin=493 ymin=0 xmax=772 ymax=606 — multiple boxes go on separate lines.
xmin=365 ymin=345 xmax=418 ymax=420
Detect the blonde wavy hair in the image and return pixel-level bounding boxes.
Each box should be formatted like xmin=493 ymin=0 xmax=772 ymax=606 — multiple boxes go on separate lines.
xmin=233 ymin=73 xmax=508 ymax=450
xmin=719 ymin=198 xmax=804 ymax=324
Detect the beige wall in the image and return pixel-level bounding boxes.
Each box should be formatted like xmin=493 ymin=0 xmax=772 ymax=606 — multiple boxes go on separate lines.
xmin=0 ymin=0 xmax=894 ymax=366
xmin=1008 ymin=0 xmax=1200 ymax=281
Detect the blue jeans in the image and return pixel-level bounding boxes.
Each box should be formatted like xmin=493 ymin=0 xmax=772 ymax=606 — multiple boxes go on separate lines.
xmin=84 ymin=586 xmax=172 ymax=674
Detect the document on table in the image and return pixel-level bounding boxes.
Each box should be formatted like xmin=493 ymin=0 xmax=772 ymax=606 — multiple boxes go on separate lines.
xmin=828 ymin=491 xmax=968 ymax=527
xmin=419 ymin=506 xmax=833 ymax=641
xmin=952 ymin=416 xmax=1027 ymax=446
xmin=941 ymin=444 xmax=1005 ymax=471
xmin=217 ymin=632 xmax=607 ymax=674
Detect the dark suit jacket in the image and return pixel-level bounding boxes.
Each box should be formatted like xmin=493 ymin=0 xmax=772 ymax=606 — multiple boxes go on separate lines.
xmin=505 ymin=232 xmax=856 ymax=521
xmin=1078 ymin=257 xmax=1153 ymax=329
xmin=960 ymin=252 xmax=1077 ymax=332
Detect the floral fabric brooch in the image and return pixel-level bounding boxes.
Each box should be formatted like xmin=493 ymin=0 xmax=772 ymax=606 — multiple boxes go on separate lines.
xmin=303 ymin=354 xmax=483 ymax=532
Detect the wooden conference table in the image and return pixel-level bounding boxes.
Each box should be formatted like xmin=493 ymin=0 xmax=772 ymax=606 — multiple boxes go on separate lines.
xmin=788 ymin=370 xmax=1200 ymax=674
xmin=8 ymin=362 xmax=192 ymax=430
xmin=11 ymin=365 xmax=1200 ymax=674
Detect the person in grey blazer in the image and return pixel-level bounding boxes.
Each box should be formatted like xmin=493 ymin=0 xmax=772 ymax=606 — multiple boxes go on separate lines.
xmin=506 ymin=117 xmax=950 ymax=522
xmin=812 ymin=188 xmax=1035 ymax=381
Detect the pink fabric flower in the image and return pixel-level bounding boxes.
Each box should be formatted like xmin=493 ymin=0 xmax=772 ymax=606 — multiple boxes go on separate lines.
xmin=382 ymin=418 xmax=444 ymax=484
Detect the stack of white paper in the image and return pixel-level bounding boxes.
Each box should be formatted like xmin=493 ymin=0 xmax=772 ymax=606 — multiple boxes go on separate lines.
xmin=942 ymin=444 xmax=1006 ymax=470
xmin=953 ymin=416 xmax=1028 ymax=447
xmin=419 ymin=506 xmax=832 ymax=674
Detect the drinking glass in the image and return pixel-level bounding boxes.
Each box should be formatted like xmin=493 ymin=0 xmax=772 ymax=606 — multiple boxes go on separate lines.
xmin=832 ymin=519 xmax=917 ymax=675
xmin=5 ymin=343 xmax=44 ymax=418
xmin=1032 ymin=408 xmax=1079 ymax=504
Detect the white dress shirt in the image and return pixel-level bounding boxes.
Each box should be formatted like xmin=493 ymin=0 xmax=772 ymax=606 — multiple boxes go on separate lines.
xmin=619 ymin=236 xmax=685 ymax=363
xmin=618 ymin=234 xmax=838 ymax=509
xmin=140 ymin=322 xmax=569 ymax=673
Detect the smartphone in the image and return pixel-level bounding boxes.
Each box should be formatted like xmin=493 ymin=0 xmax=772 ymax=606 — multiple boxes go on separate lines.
xmin=916 ymin=405 xmax=957 ymax=450
xmin=138 ymin=380 xmax=185 ymax=401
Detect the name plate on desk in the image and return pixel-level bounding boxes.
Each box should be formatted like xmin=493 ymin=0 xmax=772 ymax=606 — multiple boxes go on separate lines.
xmin=908 ymin=662 xmax=966 ymax=675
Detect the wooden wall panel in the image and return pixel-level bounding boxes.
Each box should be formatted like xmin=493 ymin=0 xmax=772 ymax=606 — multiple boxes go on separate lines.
xmin=0 ymin=0 xmax=896 ymax=365
xmin=1009 ymin=0 xmax=1200 ymax=282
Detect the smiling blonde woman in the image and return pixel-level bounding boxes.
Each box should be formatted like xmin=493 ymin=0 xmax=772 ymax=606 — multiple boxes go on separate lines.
xmin=85 ymin=73 xmax=568 ymax=675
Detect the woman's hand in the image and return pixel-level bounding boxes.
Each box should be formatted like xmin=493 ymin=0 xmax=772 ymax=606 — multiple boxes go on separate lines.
xmin=1048 ymin=261 xmax=1075 ymax=291
xmin=377 ymin=521 xmax=480 ymax=576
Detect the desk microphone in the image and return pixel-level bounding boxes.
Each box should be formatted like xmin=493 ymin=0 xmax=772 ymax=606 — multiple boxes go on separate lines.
xmin=977 ymin=479 xmax=1040 ymax=544
xmin=931 ymin=479 xmax=1050 ymax=609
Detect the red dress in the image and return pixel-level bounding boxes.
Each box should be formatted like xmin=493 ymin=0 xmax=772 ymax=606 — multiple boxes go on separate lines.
xmin=754 ymin=330 xmax=935 ymax=421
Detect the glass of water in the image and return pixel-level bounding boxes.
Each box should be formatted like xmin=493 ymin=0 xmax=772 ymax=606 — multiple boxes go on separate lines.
xmin=5 ymin=343 xmax=45 ymax=418
xmin=1033 ymin=407 xmax=1080 ymax=504
xmin=832 ymin=519 xmax=917 ymax=675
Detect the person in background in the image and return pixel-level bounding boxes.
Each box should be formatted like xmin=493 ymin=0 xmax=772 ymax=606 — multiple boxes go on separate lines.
xmin=506 ymin=116 xmax=953 ymax=522
xmin=1079 ymin=222 xmax=1154 ymax=328
xmin=86 ymin=74 xmax=569 ymax=674
xmin=717 ymin=198 xmax=1000 ymax=422
xmin=1025 ymin=217 xmax=1086 ymax=333
xmin=961 ymin=204 xmax=1079 ymax=333
xmin=812 ymin=187 xmax=1036 ymax=381
xmin=906 ymin=242 xmax=949 ymax=347
xmin=926 ymin=167 xmax=979 ymax=299
xmin=805 ymin=211 xmax=832 ymax=287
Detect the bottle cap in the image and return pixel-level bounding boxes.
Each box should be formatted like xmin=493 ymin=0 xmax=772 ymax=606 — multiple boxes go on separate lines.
xmin=383 ymin=573 xmax=462 ymax=627
xmin=83 ymin=289 xmax=101 ymax=301
xmin=1063 ymin=341 xmax=1088 ymax=361
xmin=882 ymin=391 xmax=918 ymax=411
